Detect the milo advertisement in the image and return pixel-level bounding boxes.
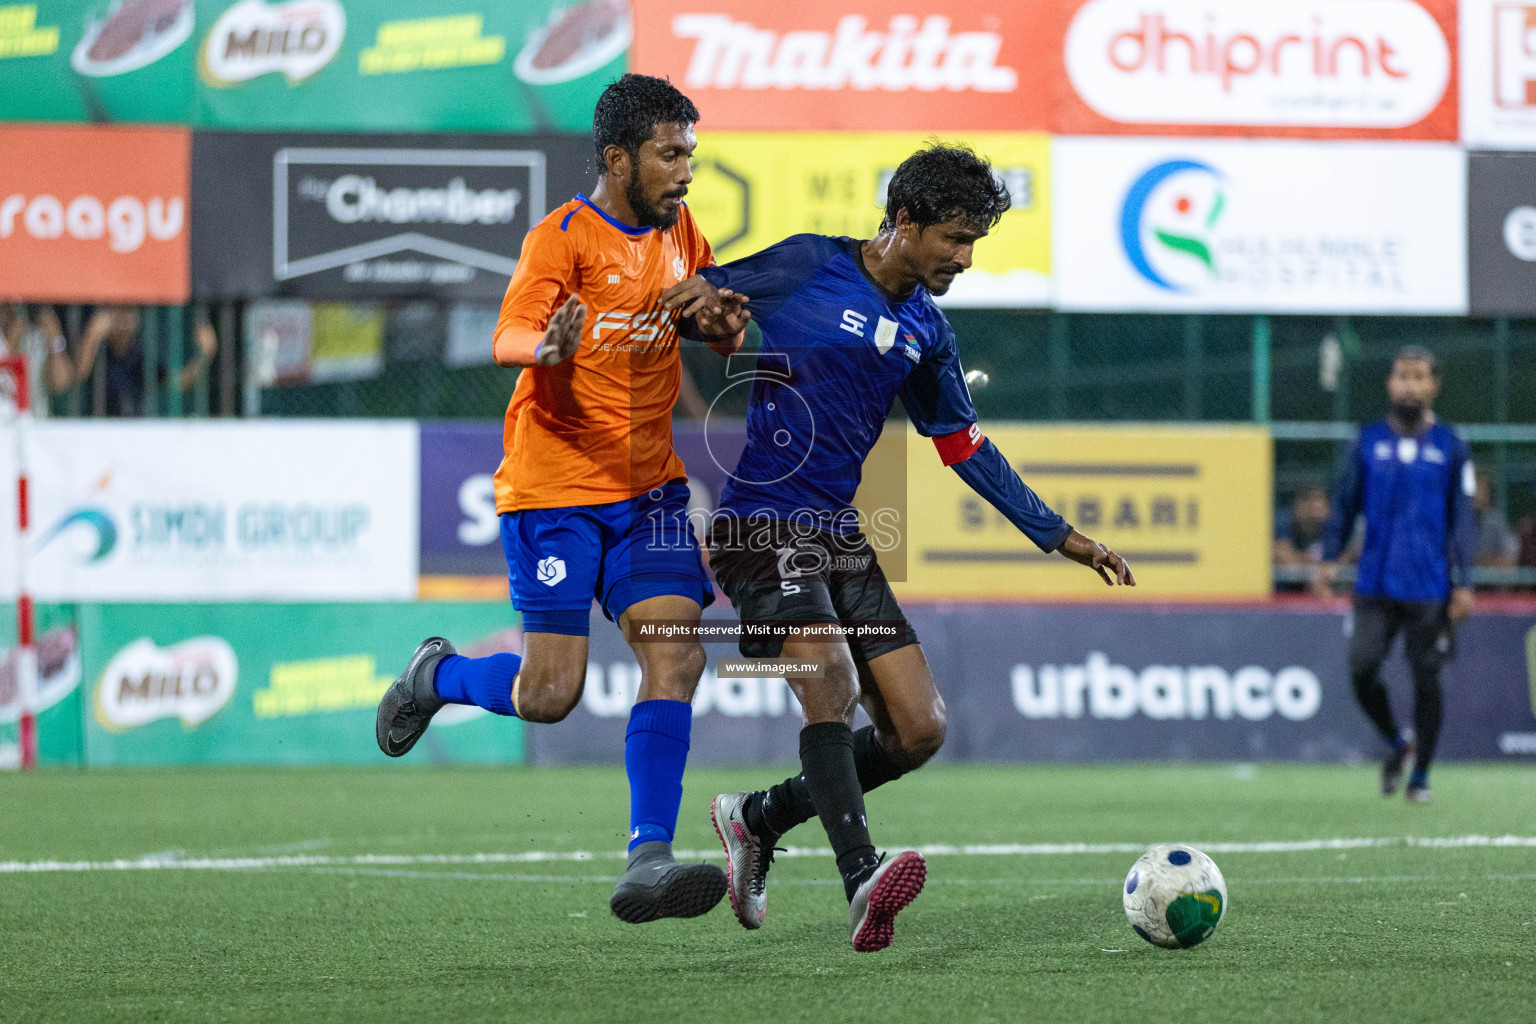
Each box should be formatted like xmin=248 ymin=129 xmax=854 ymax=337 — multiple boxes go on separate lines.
xmin=78 ymin=602 xmax=526 ymax=765
xmin=0 ymin=0 xmax=195 ymax=122
xmin=193 ymin=0 xmax=629 ymax=131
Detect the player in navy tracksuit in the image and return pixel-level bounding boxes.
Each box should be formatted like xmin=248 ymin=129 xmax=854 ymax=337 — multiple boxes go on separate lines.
xmin=677 ymin=145 xmax=1135 ymax=950
xmin=1314 ymin=346 xmax=1477 ymax=804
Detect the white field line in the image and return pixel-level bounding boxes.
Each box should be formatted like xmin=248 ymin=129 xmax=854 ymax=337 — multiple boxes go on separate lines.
xmin=3 ymin=834 xmax=1536 ymax=875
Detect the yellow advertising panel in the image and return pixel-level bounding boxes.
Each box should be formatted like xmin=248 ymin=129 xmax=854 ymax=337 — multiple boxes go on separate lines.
xmin=685 ymin=132 xmax=1051 ymax=307
xmin=874 ymin=425 xmax=1271 ymax=600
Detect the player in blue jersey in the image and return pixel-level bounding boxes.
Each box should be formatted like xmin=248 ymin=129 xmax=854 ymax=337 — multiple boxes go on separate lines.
xmin=677 ymin=145 xmax=1135 ymax=950
xmin=1312 ymin=346 xmax=1477 ymax=803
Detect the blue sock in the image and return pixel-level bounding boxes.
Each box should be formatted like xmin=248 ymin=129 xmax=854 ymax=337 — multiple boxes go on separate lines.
xmin=432 ymin=653 xmax=521 ymax=717
xmin=1408 ymin=767 xmax=1429 ymax=789
xmin=624 ymin=699 xmax=693 ymax=850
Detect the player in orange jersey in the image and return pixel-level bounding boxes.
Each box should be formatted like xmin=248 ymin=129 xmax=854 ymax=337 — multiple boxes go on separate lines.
xmin=376 ymin=75 xmax=749 ymax=924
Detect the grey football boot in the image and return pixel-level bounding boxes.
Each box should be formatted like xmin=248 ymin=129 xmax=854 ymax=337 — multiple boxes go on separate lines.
xmin=849 ymin=850 xmax=926 ymax=952
xmin=711 ymin=792 xmax=775 ymax=929
xmin=376 ymin=637 xmax=456 ymax=757
xmin=610 ymin=841 xmax=728 ymax=924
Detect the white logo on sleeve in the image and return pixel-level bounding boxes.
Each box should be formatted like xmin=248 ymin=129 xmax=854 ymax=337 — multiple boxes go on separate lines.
xmin=840 ymin=310 xmax=867 ymax=336
xmin=537 ymin=556 xmax=567 ymax=586
xmin=1463 ymin=460 xmax=1477 ymax=497
xmin=874 ymin=317 xmax=899 ymax=354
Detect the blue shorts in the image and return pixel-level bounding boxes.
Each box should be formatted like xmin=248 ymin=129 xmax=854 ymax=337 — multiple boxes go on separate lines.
xmin=502 ymin=478 xmax=714 ymax=637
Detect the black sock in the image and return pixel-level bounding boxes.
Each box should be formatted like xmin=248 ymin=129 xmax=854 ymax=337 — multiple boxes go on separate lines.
xmin=797 ymin=722 xmax=878 ymax=901
xmin=749 ymin=726 xmax=910 ymax=840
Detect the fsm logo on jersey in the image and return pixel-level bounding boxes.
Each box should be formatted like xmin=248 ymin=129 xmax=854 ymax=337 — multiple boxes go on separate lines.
xmin=1053 ymin=137 xmax=1466 ymax=314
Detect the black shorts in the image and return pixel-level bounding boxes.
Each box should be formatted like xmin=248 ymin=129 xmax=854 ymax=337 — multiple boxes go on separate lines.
xmin=707 ymin=516 xmax=919 ymax=663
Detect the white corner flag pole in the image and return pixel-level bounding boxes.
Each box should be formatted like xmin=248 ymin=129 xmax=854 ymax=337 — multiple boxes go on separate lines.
xmin=1 ymin=355 xmax=36 ymax=770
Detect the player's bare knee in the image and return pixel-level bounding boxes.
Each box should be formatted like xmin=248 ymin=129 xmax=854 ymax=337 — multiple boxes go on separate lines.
xmin=637 ymin=642 xmax=706 ymax=703
xmin=515 ymin=662 xmax=586 ymax=723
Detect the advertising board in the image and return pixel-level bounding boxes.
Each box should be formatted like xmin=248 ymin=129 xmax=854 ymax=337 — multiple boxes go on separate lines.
xmin=193 ymin=0 xmax=627 ymax=132
xmin=0 ymin=124 xmax=190 ymax=303
xmin=1460 ymin=0 xmax=1536 ymax=148
xmin=15 ymin=421 xmax=418 ymax=601
xmin=687 ymin=132 xmax=1051 ymax=307
xmin=528 ymin=603 xmax=1536 ymax=765
xmin=890 ymin=424 xmax=1272 ymax=600
xmin=1058 ymin=0 xmax=1458 ymax=139
xmin=631 ymin=0 xmax=1051 ymax=131
xmin=78 ymin=601 xmax=524 ymax=765
xmin=1468 ymin=150 xmax=1536 ymax=313
xmin=191 ymin=130 xmax=591 ymax=300
xmin=1052 ymin=137 xmax=1467 ymax=314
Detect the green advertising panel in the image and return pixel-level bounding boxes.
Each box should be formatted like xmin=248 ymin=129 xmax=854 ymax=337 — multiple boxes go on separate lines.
xmin=0 ymin=603 xmax=85 ymax=768
xmin=0 ymin=0 xmax=624 ymax=130
xmin=78 ymin=602 xmax=525 ymax=766
xmin=192 ymin=0 xmax=626 ymax=131
xmin=0 ymin=1 xmax=195 ymax=122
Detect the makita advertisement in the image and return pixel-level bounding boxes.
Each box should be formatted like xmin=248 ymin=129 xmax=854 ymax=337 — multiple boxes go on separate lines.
xmin=526 ymin=604 xmax=1536 ymax=766
xmin=191 ymin=130 xmax=592 ymax=300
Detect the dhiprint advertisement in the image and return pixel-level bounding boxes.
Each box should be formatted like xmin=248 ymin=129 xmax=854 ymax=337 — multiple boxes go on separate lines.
xmin=1057 ymin=0 xmax=1458 ymax=139
xmin=18 ymin=421 xmax=418 ymax=601
xmin=687 ymin=132 xmax=1051 ymax=307
xmin=1051 ymin=137 xmax=1467 ymax=314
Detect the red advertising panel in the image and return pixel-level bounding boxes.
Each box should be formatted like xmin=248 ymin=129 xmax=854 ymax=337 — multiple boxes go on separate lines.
xmin=1053 ymin=0 xmax=1459 ymax=139
xmin=0 ymin=124 xmax=190 ymax=303
xmin=631 ymin=0 xmax=1054 ymax=130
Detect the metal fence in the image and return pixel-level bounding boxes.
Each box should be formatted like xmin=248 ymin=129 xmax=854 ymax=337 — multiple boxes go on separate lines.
xmin=18 ymin=300 xmax=1536 ymax=539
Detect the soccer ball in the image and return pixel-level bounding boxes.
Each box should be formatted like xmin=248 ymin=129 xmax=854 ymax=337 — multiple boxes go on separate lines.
xmin=1122 ymin=844 xmax=1227 ymax=949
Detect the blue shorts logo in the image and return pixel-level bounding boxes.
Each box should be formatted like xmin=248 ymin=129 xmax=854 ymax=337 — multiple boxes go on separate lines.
xmin=1120 ymin=159 xmax=1226 ymax=293
xmin=40 ymin=507 xmax=118 ymax=563
xmin=536 ymin=556 xmax=567 ymax=586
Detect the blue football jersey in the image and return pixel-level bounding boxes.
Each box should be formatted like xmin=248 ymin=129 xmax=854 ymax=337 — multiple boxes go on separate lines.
xmin=1324 ymin=419 xmax=1476 ymax=603
xmin=701 ymin=234 xmax=1070 ymax=551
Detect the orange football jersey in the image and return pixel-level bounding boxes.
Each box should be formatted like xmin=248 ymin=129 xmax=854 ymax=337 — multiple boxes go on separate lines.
xmin=492 ymin=195 xmax=714 ymax=512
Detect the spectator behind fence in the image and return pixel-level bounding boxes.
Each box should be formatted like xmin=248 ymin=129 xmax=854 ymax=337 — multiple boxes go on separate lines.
xmin=1518 ymin=514 xmax=1536 ymax=573
xmin=0 ymin=303 xmax=76 ymax=414
xmin=51 ymin=305 xmax=217 ymax=416
xmin=1473 ymin=469 xmax=1519 ymax=569
xmin=1273 ymin=484 xmax=1330 ymax=591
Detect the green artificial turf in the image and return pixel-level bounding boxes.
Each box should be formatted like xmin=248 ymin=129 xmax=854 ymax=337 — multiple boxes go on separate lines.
xmin=3 ymin=763 xmax=1533 ymax=1024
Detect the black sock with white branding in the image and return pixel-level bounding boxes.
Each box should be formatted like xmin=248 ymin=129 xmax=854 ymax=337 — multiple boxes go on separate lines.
xmin=797 ymin=722 xmax=879 ymax=901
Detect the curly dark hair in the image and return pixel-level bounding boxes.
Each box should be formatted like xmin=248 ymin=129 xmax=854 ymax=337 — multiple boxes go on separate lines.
xmin=881 ymin=143 xmax=1011 ymax=233
xmin=592 ymin=73 xmax=700 ymax=174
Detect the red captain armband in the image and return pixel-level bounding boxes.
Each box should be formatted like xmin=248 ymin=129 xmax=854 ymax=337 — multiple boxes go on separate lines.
xmin=933 ymin=423 xmax=985 ymax=466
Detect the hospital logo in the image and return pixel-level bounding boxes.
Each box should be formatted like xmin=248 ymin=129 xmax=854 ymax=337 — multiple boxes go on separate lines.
xmin=1120 ymin=159 xmax=1227 ymax=293
xmin=537 ymin=556 xmax=567 ymax=586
